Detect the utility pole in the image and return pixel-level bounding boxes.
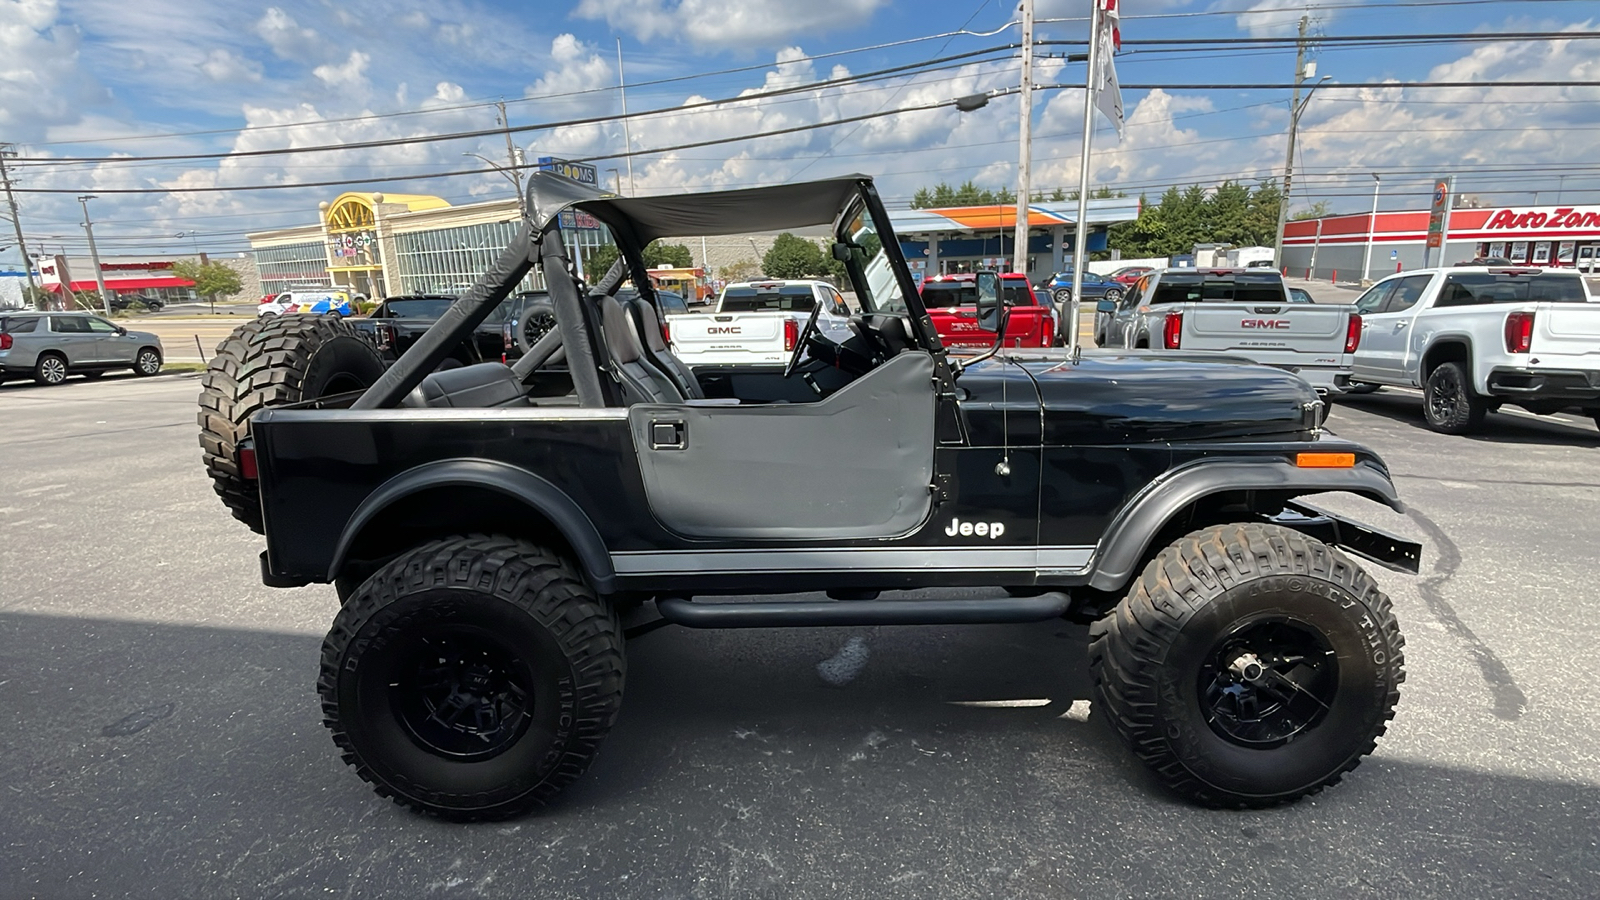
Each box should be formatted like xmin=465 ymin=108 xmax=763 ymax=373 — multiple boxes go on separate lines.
xmin=78 ymin=195 xmax=112 ymax=316
xmin=1361 ymin=174 xmax=1381 ymax=284
xmin=617 ymin=39 xmax=636 ymax=196
xmin=1011 ymin=0 xmax=1035 ymax=277
xmin=1066 ymin=0 xmax=1105 ymax=352
xmin=1272 ymin=14 xmax=1311 ymax=267
xmin=0 ymin=144 xmax=39 ymax=304
xmin=497 ymin=100 xmax=528 ymax=218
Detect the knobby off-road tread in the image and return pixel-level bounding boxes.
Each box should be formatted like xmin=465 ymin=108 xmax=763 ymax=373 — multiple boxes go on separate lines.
xmin=1087 ymin=522 xmax=1405 ymax=808
xmin=197 ymin=315 xmax=380 ymax=532
xmin=318 ymin=535 xmax=625 ymax=821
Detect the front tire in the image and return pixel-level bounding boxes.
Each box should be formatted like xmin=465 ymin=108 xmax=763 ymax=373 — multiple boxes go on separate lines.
xmin=319 ymin=536 xmax=626 ymax=820
xmin=1103 ymin=288 xmax=1124 ymax=304
xmin=1052 ymin=288 xmax=1072 ymax=304
xmin=1422 ymin=361 xmax=1485 ymax=434
xmin=1088 ymin=523 xmax=1403 ymax=808
xmin=134 ymin=348 xmax=162 ymax=376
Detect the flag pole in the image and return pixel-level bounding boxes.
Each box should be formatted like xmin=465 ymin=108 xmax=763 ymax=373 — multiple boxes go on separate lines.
xmin=1012 ymin=0 xmax=1035 ymax=278
xmin=1067 ymin=0 xmax=1102 ymax=353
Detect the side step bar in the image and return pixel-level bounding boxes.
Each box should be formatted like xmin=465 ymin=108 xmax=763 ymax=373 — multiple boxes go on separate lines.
xmin=655 ymin=592 xmax=1072 ymax=629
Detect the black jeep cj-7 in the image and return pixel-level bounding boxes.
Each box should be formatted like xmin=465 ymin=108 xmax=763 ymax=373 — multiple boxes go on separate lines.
xmin=199 ymin=172 xmax=1420 ymax=820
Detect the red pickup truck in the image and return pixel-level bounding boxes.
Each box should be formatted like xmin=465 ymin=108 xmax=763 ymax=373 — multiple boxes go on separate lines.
xmin=919 ymin=272 xmax=1057 ymax=349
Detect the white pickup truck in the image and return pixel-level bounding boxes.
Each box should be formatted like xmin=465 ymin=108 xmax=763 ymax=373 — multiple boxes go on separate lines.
xmin=1101 ymin=268 xmax=1360 ymax=397
xmin=1345 ymin=265 xmax=1600 ymax=433
xmin=669 ymin=279 xmax=853 ymax=366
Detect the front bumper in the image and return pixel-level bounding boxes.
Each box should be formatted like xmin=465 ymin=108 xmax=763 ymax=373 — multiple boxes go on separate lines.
xmin=1485 ymin=367 xmax=1600 ymax=403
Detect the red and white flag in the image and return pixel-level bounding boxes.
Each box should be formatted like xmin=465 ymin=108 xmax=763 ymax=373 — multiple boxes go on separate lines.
xmin=1094 ymin=0 xmax=1125 ymax=139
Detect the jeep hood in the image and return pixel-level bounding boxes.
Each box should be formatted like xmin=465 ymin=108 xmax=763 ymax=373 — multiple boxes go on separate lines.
xmin=979 ymin=350 xmax=1319 ymax=444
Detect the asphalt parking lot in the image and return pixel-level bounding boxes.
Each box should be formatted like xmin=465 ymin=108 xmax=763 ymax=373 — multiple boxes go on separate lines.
xmin=2 ymin=372 xmax=1598 ymax=899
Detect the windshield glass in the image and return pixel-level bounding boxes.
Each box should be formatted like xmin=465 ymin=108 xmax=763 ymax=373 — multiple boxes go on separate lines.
xmin=1438 ymin=272 xmax=1589 ymax=305
xmin=381 ymin=298 xmax=454 ymax=318
xmin=719 ymin=285 xmax=816 ymax=312
xmin=1149 ymin=272 xmax=1286 ymax=305
xmin=923 ymin=280 xmax=1033 ymax=307
xmin=837 ymin=200 xmax=904 ymax=315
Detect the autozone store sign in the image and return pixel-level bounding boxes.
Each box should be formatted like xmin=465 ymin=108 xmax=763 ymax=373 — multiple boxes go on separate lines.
xmin=1478 ymin=207 xmax=1600 ymax=233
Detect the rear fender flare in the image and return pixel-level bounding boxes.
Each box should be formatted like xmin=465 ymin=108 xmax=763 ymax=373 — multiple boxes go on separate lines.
xmin=1086 ymin=459 xmax=1404 ymax=592
xmin=327 ymin=458 xmax=616 ymax=592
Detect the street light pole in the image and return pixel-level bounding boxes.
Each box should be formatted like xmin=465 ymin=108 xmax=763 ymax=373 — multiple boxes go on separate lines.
xmin=1361 ymin=173 xmax=1381 ymax=284
xmin=496 ymin=100 xmax=528 ymax=218
xmin=1011 ymin=0 xmax=1035 ymax=277
xmin=78 ymin=195 xmax=111 ymax=316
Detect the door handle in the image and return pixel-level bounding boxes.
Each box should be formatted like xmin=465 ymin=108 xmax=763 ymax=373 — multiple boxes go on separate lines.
xmin=649 ymin=420 xmax=686 ymax=450
xmin=1394 ymin=321 xmax=1409 ymax=330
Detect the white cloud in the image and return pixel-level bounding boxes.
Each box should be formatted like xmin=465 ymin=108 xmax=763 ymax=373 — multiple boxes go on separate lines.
xmin=529 ymin=34 xmax=613 ymax=97
xmin=254 ymin=7 xmax=326 ymax=61
xmin=574 ymin=0 xmax=888 ymax=46
xmin=1221 ymin=0 xmax=1322 ymax=39
xmin=199 ymin=49 xmax=262 ymax=83
xmin=0 ymin=0 xmax=110 ymax=140
xmin=312 ymin=51 xmax=370 ymax=88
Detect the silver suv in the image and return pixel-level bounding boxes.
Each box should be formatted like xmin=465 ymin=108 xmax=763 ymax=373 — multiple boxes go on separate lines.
xmin=0 ymin=312 xmax=164 ymax=385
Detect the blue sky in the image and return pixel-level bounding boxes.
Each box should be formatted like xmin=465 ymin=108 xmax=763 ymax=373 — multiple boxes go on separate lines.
xmin=2 ymin=0 xmax=1596 ymax=258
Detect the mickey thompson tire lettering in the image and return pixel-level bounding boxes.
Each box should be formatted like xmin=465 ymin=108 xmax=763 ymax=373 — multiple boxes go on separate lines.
xmin=318 ymin=535 xmax=625 ymax=821
xmin=198 ymin=315 xmax=387 ymax=533
xmin=1088 ymin=522 xmax=1404 ymax=808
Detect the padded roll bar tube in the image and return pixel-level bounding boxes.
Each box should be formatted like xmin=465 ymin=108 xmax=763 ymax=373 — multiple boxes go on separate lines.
xmin=541 ymin=220 xmax=609 ymax=408
xmin=353 ymin=222 xmax=539 ymax=409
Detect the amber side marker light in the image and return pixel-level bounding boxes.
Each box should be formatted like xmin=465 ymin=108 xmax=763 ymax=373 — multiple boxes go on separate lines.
xmin=1296 ymin=452 xmax=1356 ymax=468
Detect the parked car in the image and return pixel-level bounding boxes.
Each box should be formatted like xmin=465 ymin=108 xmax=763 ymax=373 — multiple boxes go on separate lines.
xmin=0 ymin=312 xmax=163 ymax=385
xmin=196 ymin=171 xmax=1417 ymax=819
xmin=1100 ymin=268 xmax=1360 ymax=398
xmin=920 ymin=272 xmax=1056 ymax=349
xmin=259 ymin=290 xmax=352 ymax=317
xmin=1106 ymin=265 xmax=1154 ymax=285
xmin=1041 ymin=268 xmax=1127 ymax=305
xmin=108 ymin=294 xmax=165 ymax=312
xmin=1346 ymin=265 xmax=1600 ymax=433
xmin=669 ymin=279 xmax=853 ymax=366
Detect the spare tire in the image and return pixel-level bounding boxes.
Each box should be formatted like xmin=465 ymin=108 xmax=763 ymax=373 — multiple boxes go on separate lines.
xmin=198 ymin=315 xmax=388 ymax=533
xmin=514 ymin=298 xmax=558 ymax=356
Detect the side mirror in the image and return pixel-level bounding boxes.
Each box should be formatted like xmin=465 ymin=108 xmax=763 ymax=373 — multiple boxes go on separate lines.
xmin=115 ymin=325 xmax=128 ymax=335
xmin=831 ymin=242 xmax=852 ymax=262
xmin=1096 ymin=299 xmax=1117 ymax=314
xmin=975 ymin=271 xmax=1008 ymax=341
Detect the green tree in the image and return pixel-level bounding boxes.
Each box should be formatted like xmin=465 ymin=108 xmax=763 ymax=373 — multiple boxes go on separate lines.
xmin=721 ymin=258 xmax=761 ymax=282
xmin=1291 ymin=200 xmax=1331 ymax=221
xmin=911 ymin=187 xmax=934 ymax=209
xmin=583 ymin=243 xmax=621 ymax=283
xmin=171 ymin=260 xmax=243 ymax=300
xmin=643 ymin=241 xmax=693 ymax=268
xmin=762 ymin=233 xmax=827 ymax=279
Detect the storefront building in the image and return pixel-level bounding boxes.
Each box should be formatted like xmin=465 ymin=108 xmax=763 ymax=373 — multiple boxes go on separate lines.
xmin=890 ymin=197 xmax=1141 ymax=283
xmin=1283 ymin=204 xmax=1600 ymax=283
xmin=248 ymin=192 xmax=610 ymax=300
xmin=37 ymin=255 xmax=199 ymax=302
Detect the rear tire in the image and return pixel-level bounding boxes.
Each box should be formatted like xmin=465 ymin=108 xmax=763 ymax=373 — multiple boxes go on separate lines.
xmin=198 ymin=315 xmax=387 ymax=532
xmin=33 ymin=352 xmax=68 ymax=385
xmin=1088 ymin=523 xmax=1403 ymax=808
xmin=319 ymin=535 xmax=626 ymax=821
xmin=1103 ymin=288 xmax=1124 ymax=304
xmin=1422 ymin=361 xmax=1485 ymax=434
xmin=1052 ymin=288 xmax=1072 ymax=304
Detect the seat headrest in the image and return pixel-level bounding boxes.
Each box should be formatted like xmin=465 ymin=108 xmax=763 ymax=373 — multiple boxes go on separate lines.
xmin=633 ymin=301 xmax=668 ymax=353
xmin=601 ymin=295 xmax=641 ymax=364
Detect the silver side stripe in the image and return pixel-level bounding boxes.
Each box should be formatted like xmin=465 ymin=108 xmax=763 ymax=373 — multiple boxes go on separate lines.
xmin=610 ymin=545 xmax=1094 ymax=575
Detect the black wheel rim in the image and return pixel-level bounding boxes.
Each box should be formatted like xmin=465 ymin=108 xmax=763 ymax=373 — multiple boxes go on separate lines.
xmin=1198 ymin=617 xmax=1338 ymax=748
xmin=522 ymin=311 xmax=557 ymax=347
xmin=390 ymin=627 xmax=534 ymax=761
xmin=1428 ymin=368 xmax=1460 ymax=422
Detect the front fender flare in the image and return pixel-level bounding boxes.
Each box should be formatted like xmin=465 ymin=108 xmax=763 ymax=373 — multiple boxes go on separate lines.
xmin=1085 ymin=459 xmax=1405 ymax=592
xmin=327 ymin=458 xmax=616 ymax=593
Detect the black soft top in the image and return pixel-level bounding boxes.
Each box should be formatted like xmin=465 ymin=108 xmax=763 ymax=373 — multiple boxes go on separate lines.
xmin=527 ymin=171 xmax=866 ymax=243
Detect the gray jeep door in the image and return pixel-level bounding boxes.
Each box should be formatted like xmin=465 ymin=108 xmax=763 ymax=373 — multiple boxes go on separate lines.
xmin=627 ymin=351 xmax=937 ymax=540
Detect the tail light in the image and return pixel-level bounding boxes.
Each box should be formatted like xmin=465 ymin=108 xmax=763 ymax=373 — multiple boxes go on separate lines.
xmin=1504 ymin=311 xmax=1534 ymax=353
xmin=784 ymin=317 xmax=799 ymax=352
xmin=1345 ymin=314 xmax=1362 ymax=353
xmin=376 ymin=323 xmax=397 ymax=351
xmin=1162 ymin=312 xmax=1182 ymax=350
xmin=0 ymin=333 xmax=11 ymax=351
xmin=662 ymin=321 xmax=671 ymax=345
xmin=238 ymin=444 xmax=258 ymax=480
